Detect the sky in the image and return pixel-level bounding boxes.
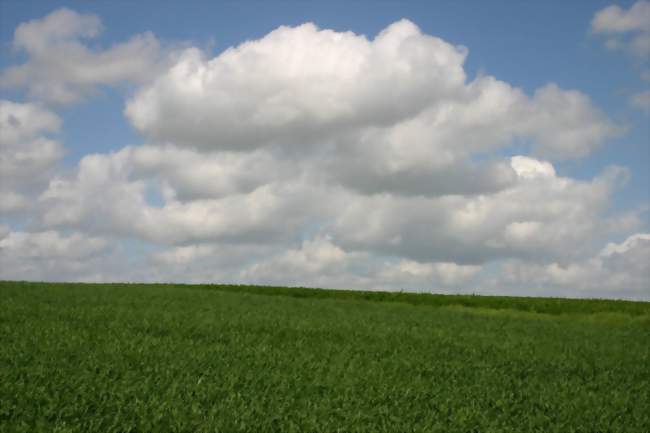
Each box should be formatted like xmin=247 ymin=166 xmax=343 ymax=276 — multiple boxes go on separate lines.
xmin=0 ymin=0 xmax=648 ymax=300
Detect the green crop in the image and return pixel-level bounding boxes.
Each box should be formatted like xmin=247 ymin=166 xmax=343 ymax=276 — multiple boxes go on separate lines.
xmin=1 ymin=281 xmax=649 ymax=432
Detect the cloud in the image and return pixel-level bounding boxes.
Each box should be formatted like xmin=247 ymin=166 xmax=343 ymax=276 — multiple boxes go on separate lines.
xmin=591 ymin=1 xmax=650 ymax=58
xmin=240 ymin=236 xmax=368 ymax=288
xmin=497 ymin=233 xmax=650 ymax=300
xmin=377 ymin=260 xmax=481 ymax=290
xmin=0 ymin=14 xmax=645 ymax=299
xmin=125 ymin=145 xmax=296 ymax=201
xmin=126 ymin=21 xmax=618 ymax=161
xmin=592 ymin=1 xmax=650 ymax=34
xmin=126 ymin=20 xmax=468 ymax=151
xmin=35 ymin=143 xmax=636 ymax=271
xmin=592 ymin=2 xmax=650 ymax=113
xmin=36 ymin=146 xmax=334 ymax=245
xmin=240 ymin=236 xmax=482 ymax=291
xmin=0 ymin=100 xmax=64 ymax=213
xmin=0 ymin=8 xmax=163 ymax=104
xmin=146 ymin=242 xmax=281 ymax=284
xmin=149 ymin=236 xmax=482 ymax=292
xmin=332 ymin=157 xmax=634 ymax=265
xmin=0 ymin=229 xmax=119 ymax=282
xmin=525 ymin=84 xmax=622 ymax=158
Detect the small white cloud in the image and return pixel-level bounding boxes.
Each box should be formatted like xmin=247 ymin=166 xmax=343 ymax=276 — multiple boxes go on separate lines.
xmin=600 ymin=232 xmax=650 ymax=256
xmin=510 ymin=156 xmax=556 ymax=179
xmin=12 ymin=8 xmax=102 ymax=52
xmin=591 ymin=1 xmax=650 ymax=58
xmin=0 ymin=8 xmax=163 ymax=104
xmin=592 ymin=1 xmax=650 ymax=34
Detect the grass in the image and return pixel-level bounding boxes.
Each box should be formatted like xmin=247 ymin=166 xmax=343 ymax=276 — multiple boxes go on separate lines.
xmin=1 ymin=281 xmax=649 ymax=432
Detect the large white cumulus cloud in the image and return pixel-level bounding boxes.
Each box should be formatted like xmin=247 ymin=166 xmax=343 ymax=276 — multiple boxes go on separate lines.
xmin=126 ymin=20 xmax=468 ymax=151
xmin=126 ymin=20 xmax=618 ymax=160
xmin=1 ymin=12 xmax=647 ymax=299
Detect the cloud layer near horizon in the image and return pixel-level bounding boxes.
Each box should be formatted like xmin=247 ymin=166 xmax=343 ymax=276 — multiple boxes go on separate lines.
xmin=1 ymin=9 xmax=648 ymax=299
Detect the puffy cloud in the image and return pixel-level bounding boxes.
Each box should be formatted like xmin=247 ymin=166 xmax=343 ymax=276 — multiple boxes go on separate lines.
xmin=36 ymin=143 xmax=636 ymax=275
xmin=377 ymin=260 xmax=481 ymax=290
xmin=0 ymin=229 xmax=108 ymax=259
xmin=145 ymin=242 xmax=278 ymax=284
xmin=0 ymin=8 xmax=163 ymax=104
xmin=36 ymin=146 xmax=335 ymax=245
xmin=226 ymin=236 xmax=480 ymax=291
xmin=591 ymin=1 xmax=650 ymax=58
xmin=601 ymin=232 xmax=650 ymax=255
xmin=0 ymin=100 xmax=60 ymax=141
xmin=240 ymin=236 xmax=368 ymax=288
xmin=0 ymin=15 xmax=643 ymax=299
xmin=498 ymin=233 xmax=650 ymax=300
xmin=592 ymin=1 xmax=650 ymax=33
xmin=0 ymin=100 xmax=64 ymax=214
xmin=143 ymin=236 xmax=482 ymax=292
xmin=326 ymin=79 xmax=616 ymax=198
xmin=126 ymin=21 xmax=617 ymax=161
xmin=592 ymin=2 xmax=650 ymax=109
xmin=12 ymin=8 xmax=102 ymax=52
xmin=332 ymin=156 xmax=630 ymax=265
xmin=126 ymin=145 xmax=296 ymax=201
xmin=0 ymin=229 xmax=119 ymax=282
xmin=525 ymin=84 xmax=622 ymax=158
xmin=126 ymin=20 xmax=468 ymax=151
xmin=510 ymin=155 xmax=555 ymax=179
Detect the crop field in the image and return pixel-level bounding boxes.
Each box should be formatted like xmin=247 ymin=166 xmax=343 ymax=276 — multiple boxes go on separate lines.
xmin=1 ymin=281 xmax=649 ymax=432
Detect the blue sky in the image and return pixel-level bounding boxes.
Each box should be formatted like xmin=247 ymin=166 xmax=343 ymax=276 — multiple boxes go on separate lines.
xmin=0 ymin=1 xmax=648 ymax=299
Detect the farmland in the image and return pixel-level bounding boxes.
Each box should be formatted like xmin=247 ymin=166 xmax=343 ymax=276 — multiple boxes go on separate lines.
xmin=1 ymin=281 xmax=649 ymax=432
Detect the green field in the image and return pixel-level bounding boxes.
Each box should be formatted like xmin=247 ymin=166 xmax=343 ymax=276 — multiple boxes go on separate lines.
xmin=1 ymin=281 xmax=649 ymax=432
